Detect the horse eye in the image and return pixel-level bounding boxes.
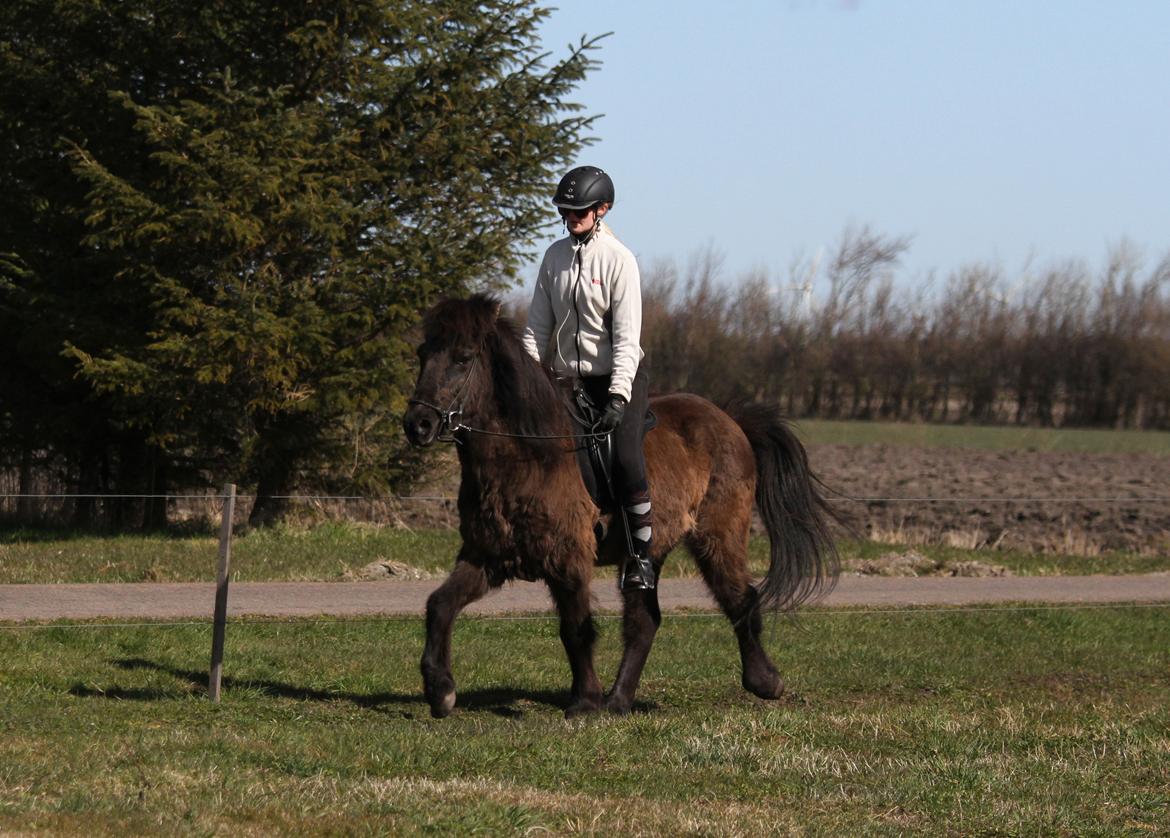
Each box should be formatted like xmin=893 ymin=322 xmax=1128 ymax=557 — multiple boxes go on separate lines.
xmin=417 ymin=339 xmax=440 ymax=361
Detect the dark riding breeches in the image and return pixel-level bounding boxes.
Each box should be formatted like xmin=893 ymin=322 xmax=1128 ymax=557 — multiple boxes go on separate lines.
xmin=579 ymin=364 xmax=650 ymax=497
xmin=579 ymin=364 xmax=652 ymax=558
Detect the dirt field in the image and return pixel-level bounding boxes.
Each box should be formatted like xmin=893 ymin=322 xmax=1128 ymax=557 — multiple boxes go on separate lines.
xmin=813 ymin=444 xmax=1170 ymax=555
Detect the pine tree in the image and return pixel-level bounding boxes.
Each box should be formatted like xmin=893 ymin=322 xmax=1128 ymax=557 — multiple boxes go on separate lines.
xmin=1 ymin=1 xmax=600 ymax=525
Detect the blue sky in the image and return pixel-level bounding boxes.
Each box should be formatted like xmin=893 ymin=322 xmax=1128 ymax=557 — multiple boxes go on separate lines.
xmin=531 ymin=1 xmax=1170 ymax=288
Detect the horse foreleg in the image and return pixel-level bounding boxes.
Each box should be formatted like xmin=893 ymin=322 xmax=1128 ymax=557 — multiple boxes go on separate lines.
xmin=420 ymin=558 xmax=489 ymax=718
xmin=546 ymin=579 xmax=603 ymax=718
xmin=603 ymin=586 xmax=662 ymax=715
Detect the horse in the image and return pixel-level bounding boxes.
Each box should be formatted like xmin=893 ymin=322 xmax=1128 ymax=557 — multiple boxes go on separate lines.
xmin=402 ymin=293 xmax=838 ymax=718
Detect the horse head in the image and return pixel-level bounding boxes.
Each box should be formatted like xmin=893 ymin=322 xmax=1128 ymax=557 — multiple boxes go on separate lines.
xmin=402 ymin=294 xmax=501 ymax=447
xmin=403 ymin=293 xmax=567 ymax=454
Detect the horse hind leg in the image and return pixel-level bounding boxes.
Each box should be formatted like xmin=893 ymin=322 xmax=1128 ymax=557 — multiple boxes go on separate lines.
xmin=685 ymin=529 xmax=784 ymax=700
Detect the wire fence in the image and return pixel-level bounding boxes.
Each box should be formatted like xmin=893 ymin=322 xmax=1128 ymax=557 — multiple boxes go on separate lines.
xmin=0 ymin=490 xmax=461 ymax=531
xmin=2 ymin=488 xmax=1165 ymax=550
xmin=2 ymin=491 xmax=1168 ymax=504
xmin=2 ymin=486 xmax=1166 ymax=558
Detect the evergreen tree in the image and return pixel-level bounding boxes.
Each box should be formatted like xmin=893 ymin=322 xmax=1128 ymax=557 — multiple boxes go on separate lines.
xmin=0 ymin=0 xmax=600 ymax=525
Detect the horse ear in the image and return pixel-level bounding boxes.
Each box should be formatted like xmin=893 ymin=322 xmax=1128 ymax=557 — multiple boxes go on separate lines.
xmin=492 ymin=299 xmax=502 ymax=320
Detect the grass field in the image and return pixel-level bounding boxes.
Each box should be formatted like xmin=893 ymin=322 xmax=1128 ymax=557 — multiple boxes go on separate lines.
xmin=0 ymin=525 xmax=462 ymax=585
xmin=795 ymin=418 xmax=1170 ymax=455
xmin=3 ymin=420 xmax=1165 ymax=834
xmin=2 ymin=523 xmax=1168 ymax=585
xmin=1 ymin=606 xmax=1166 ymax=834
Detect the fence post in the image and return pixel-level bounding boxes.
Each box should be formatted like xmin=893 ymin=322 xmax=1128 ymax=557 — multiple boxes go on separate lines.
xmin=209 ymin=483 xmax=237 ymax=702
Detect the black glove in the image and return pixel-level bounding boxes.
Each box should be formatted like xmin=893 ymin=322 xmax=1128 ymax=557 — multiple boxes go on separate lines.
xmin=593 ymin=394 xmax=627 ymax=434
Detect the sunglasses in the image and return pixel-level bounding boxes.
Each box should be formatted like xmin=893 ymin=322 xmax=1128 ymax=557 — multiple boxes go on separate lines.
xmin=558 ymin=205 xmax=598 ymax=219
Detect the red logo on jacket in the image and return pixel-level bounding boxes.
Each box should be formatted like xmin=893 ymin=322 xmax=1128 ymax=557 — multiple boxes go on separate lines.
xmin=591 ymin=277 xmax=603 ymax=286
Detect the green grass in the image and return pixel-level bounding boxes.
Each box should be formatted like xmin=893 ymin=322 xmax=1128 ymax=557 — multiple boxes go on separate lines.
xmin=0 ymin=523 xmax=463 ymax=584
xmin=1 ymin=607 xmax=1167 ymax=834
xmin=834 ymin=538 xmax=1170 ymax=577
xmin=3 ymin=524 xmax=1169 ymax=584
xmin=796 ymin=418 xmax=1170 ymax=455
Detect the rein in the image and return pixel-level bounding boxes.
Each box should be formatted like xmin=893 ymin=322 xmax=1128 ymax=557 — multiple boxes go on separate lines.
xmin=453 ymin=423 xmax=610 ymax=443
xmin=408 ymin=356 xmax=609 ymax=445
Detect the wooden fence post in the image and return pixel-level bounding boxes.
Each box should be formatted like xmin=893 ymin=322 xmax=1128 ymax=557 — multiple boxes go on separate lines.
xmin=209 ymin=483 xmax=237 ymax=702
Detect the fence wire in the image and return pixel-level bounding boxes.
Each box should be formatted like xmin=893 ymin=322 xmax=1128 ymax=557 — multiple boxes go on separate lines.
xmin=1 ymin=492 xmax=1166 ymax=504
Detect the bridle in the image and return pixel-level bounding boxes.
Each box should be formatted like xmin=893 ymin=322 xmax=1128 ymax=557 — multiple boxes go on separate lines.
xmin=407 ymin=356 xmax=477 ymax=444
xmin=407 ymin=349 xmax=610 ymax=445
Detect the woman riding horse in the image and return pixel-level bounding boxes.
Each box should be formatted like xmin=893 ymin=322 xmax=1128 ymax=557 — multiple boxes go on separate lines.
xmin=403 ymin=292 xmax=839 ymax=719
xmin=521 ymin=165 xmax=655 ymax=592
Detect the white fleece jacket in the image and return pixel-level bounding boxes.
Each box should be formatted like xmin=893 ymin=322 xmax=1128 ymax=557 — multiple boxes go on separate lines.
xmin=521 ymin=222 xmax=643 ymax=401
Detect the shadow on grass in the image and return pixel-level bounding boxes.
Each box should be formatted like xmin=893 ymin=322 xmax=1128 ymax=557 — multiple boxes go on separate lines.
xmin=64 ymin=657 xmax=644 ymax=718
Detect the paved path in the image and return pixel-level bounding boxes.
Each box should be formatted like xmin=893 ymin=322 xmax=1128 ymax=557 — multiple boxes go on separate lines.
xmin=3 ymin=574 xmax=1169 ymax=622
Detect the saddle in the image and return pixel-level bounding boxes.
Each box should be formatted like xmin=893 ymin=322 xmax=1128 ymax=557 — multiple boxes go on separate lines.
xmin=566 ymin=383 xmax=656 ymax=514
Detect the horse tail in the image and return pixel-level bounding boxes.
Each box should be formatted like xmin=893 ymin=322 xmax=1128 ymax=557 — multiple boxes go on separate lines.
xmin=730 ymin=402 xmax=840 ymax=611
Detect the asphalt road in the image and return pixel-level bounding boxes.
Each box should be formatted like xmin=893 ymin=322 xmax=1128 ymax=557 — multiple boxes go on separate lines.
xmin=3 ymin=574 xmax=1170 ymax=622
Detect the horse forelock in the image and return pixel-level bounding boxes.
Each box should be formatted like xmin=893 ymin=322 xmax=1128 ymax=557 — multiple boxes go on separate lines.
xmin=423 ymin=293 xmax=498 ymax=349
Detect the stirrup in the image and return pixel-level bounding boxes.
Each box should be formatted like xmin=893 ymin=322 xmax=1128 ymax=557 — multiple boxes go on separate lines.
xmin=619 ymin=553 xmax=657 ymax=592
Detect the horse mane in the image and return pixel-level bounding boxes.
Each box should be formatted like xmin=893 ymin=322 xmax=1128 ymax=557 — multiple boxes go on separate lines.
xmin=424 ymin=293 xmax=568 ymax=458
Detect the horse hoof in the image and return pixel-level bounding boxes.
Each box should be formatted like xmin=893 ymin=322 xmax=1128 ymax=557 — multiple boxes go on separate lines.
xmin=564 ymin=699 xmax=601 ymax=719
xmin=743 ymin=671 xmax=785 ymax=700
xmin=430 ymin=690 xmax=456 ymax=718
xmin=603 ymin=694 xmax=633 ymax=716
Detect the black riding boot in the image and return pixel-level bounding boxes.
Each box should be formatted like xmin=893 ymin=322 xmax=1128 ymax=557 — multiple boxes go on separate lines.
xmin=620 ymin=548 xmax=657 ymax=592
xmin=617 ymin=486 xmax=654 ymax=591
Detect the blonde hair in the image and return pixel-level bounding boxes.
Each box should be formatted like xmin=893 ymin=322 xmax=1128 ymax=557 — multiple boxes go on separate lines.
xmin=596 ymin=219 xmax=622 ymax=243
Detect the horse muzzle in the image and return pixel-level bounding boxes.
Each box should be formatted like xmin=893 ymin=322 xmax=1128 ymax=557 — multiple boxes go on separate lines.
xmin=403 ymin=403 xmax=440 ymax=447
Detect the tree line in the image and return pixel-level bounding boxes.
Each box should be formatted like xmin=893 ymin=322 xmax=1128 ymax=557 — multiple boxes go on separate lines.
xmin=641 ymin=229 xmax=1170 ymax=429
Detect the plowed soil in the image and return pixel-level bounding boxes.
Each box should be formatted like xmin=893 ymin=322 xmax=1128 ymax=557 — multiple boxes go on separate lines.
xmin=812 ymin=444 xmax=1170 ymax=554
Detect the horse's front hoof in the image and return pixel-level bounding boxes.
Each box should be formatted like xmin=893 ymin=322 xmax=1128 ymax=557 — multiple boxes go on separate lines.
xmin=429 ymin=689 xmax=457 ymax=718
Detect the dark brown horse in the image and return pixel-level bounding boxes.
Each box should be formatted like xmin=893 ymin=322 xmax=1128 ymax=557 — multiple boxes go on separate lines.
xmin=403 ymin=294 xmax=838 ymax=718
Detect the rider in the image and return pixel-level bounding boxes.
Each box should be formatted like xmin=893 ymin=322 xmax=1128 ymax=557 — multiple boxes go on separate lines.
xmin=521 ymin=165 xmax=656 ymax=592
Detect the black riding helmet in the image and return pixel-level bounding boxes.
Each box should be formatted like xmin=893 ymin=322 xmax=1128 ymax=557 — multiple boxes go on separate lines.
xmin=552 ymin=166 xmax=615 ymax=210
